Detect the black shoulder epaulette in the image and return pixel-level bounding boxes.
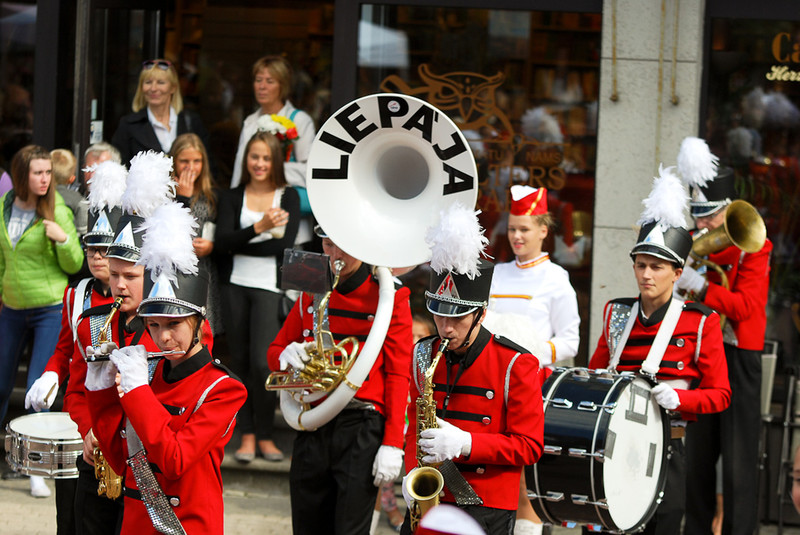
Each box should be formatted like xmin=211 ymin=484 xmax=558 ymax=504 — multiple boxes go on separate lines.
xmin=211 ymin=358 xmax=244 ymax=384
xmin=683 ymin=301 xmax=715 ymax=316
xmin=417 ymin=334 xmax=439 ymax=346
xmin=492 ymin=334 xmax=530 ymax=355
xmin=610 ymin=297 xmax=637 ymax=306
xmin=80 ymin=302 xmax=113 ymax=319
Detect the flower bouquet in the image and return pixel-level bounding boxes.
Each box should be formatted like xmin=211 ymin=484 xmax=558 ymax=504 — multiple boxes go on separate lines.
xmin=256 ymin=114 xmax=300 ymax=161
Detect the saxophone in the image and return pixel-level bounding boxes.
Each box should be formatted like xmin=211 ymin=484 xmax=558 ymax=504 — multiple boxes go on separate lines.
xmin=404 ymin=338 xmax=448 ymax=532
xmin=92 ymin=297 xmax=124 ymax=500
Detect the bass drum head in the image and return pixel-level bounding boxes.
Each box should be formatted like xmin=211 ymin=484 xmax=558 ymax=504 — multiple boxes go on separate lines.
xmin=600 ymin=376 xmax=668 ymax=531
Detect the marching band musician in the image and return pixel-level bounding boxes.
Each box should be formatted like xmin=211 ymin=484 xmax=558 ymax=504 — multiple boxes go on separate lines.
xmin=401 ymin=204 xmax=544 ymax=535
xmin=64 ymin=154 xmax=172 ymax=534
xmin=589 ymin=165 xmax=730 ymax=535
xmin=677 ymin=139 xmax=772 ymax=535
xmin=488 ymin=184 xmax=580 ymax=535
xmin=85 ymin=201 xmax=246 ymax=534
xmin=266 ymin=226 xmax=413 ymax=535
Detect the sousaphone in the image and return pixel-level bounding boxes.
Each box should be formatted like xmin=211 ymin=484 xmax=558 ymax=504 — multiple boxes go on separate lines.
xmin=278 ymin=93 xmax=478 ymax=431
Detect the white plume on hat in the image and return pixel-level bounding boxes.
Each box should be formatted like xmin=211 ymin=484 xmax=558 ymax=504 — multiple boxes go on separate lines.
xmin=86 ymin=161 xmax=127 ymax=211
xmin=426 ymin=202 xmax=488 ymax=280
xmin=676 ymin=136 xmax=719 ymax=189
xmin=122 ymin=151 xmax=175 ymax=217
xmin=137 ymin=202 xmax=199 ymax=284
xmin=637 ymin=164 xmax=689 ymax=230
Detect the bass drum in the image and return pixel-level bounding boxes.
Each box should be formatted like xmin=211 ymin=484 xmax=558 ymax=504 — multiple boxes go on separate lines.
xmin=526 ymin=367 xmax=669 ymax=533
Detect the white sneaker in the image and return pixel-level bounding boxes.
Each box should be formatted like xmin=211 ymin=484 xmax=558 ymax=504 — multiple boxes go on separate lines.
xmin=30 ymin=475 xmax=51 ymax=498
xmin=514 ymin=519 xmax=543 ymax=535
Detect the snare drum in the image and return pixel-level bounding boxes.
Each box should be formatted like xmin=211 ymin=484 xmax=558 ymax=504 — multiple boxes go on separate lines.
xmin=5 ymin=412 xmax=82 ymax=478
xmin=526 ymin=367 xmax=669 ymax=533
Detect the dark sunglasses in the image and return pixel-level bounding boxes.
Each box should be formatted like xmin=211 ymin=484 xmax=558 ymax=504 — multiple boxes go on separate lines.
xmin=86 ymin=246 xmax=109 ymax=257
xmin=142 ymin=59 xmax=172 ymax=71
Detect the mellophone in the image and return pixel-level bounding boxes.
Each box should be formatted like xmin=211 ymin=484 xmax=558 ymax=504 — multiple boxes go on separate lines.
xmin=526 ymin=367 xmax=669 ymax=533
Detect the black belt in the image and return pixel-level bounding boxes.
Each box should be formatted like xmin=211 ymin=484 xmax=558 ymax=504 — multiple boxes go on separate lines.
xmin=124 ymin=487 xmax=181 ymax=507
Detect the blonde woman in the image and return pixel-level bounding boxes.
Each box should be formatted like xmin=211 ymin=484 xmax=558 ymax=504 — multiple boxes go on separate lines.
xmin=111 ymin=59 xmax=208 ymax=164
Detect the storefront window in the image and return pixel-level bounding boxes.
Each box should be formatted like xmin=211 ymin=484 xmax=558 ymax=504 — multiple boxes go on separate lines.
xmin=0 ymin=2 xmax=35 ymax=185
xmin=704 ymin=19 xmax=800 ymax=362
xmin=358 ymin=5 xmax=601 ymax=361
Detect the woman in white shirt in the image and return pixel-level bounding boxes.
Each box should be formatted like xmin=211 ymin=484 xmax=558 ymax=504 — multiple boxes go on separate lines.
xmin=488 ymin=184 xmax=580 ymax=535
xmin=215 ymin=131 xmax=300 ymax=462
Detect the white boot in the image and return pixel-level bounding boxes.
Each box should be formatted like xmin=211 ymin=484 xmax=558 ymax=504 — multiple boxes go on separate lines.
xmin=514 ymin=519 xmax=543 ymax=535
xmin=30 ymin=475 xmax=51 ymax=498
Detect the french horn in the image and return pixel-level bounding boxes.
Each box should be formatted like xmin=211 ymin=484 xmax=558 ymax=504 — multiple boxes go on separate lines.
xmin=277 ymin=93 xmax=478 ymax=431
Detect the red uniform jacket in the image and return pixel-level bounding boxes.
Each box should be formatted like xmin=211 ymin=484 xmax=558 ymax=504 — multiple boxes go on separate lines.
xmin=267 ymin=264 xmax=413 ymax=448
xmin=404 ymin=330 xmax=544 ymax=510
xmin=590 ymin=298 xmax=731 ymax=420
xmin=65 ymin=303 xmax=160 ymax=439
xmin=88 ymin=348 xmax=246 ymax=534
xmin=702 ymin=240 xmax=772 ymax=351
xmin=44 ymin=278 xmax=113 ymax=382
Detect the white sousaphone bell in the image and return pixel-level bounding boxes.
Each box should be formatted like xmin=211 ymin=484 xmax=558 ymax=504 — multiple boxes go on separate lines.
xmin=279 ymin=93 xmax=478 ymax=431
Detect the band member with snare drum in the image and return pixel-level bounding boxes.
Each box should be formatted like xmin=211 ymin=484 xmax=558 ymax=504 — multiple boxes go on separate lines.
xmin=676 ymin=138 xmax=772 ymax=535
xmin=401 ymin=204 xmax=544 ymax=535
xmin=589 ymin=165 xmax=730 ymax=535
xmin=267 ymin=226 xmax=413 ymax=535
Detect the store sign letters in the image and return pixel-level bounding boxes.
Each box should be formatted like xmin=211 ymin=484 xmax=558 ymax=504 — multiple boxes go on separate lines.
xmin=766 ymin=33 xmax=800 ymax=82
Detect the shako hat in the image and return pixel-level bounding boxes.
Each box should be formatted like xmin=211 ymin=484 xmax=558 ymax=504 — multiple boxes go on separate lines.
xmin=424 ymin=203 xmax=493 ymax=317
xmin=137 ymin=202 xmax=206 ymax=318
xmin=676 ymin=136 xmax=735 ymax=217
xmin=630 ymin=164 xmax=692 ymax=266
xmin=107 ymin=151 xmax=174 ymax=262
xmin=509 ymin=185 xmax=548 ymax=216
xmin=83 ymin=160 xmax=127 ymax=247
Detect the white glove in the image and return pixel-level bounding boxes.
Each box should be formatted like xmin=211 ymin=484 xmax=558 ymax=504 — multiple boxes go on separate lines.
xmin=676 ymin=266 xmax=706 ymax=295
xmin=652 ymin=383 xmax=680 ymax=410
xmin=109 ymin=345 xmax=149 ymax=393
xmin=85 ymin=342 xmax=118 ymax=360
xmin=279 ymin=341 xmax=311 ymax=371
xmin=372 ymin=445 xmax=404 ymax=487
xmin=401 ymin=469 xmax=416 ymax=507
xmin=25 ymin=371 xmax=59 ymax=411
xmin=419 ymin=417 xmax=472 ymax=464
xmin=85 ymin=361 xmax=117 ymax=391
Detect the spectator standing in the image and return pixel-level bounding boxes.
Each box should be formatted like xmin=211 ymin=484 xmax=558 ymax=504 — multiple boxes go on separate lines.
xmin=51 ymin=148 xmax=88 ymax=237
xmin=216 ymin=131 xmax=300 ymax=462
xmin=0 ymin=145 xmax=83 ymax=497
xmin=111 ymin=59 xmax=208 ymax=166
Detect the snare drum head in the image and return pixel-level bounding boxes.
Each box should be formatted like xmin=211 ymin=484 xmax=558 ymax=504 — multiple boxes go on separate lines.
xmin=7 ymin=412 xmax=79 ymax=440
xmin=601 ymin=377 xmax=667 ymax=531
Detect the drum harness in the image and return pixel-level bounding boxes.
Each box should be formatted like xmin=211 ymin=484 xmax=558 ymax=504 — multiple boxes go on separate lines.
xmin=607 ymin=297 xmax=690 ymax=436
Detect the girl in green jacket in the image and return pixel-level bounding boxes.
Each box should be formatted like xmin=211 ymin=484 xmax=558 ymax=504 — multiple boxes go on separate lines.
xmin=0 ymin=145 xmax=83 ymax=497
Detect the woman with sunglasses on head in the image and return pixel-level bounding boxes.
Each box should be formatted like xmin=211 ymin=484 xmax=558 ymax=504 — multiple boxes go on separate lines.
xmin=0 ymin=145 xmax=84 ymax=497
xmin=112 ymin=59 xmax=209 ymax=166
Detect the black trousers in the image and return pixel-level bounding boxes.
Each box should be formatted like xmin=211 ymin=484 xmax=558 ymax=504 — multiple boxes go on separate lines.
xmin=220 ymin=282 xmax=281 ymax=440
xmin=74 ymin=456 xmax=123 ymax=535
xmin=56 ymin=477 xmax=77 ymax=535
xmin=400 ymin=504 xmax=515 ymax=535
xmin=685 ymin=344 xmax=762 ymax=535
xmin=289 ymin=409 xmax=384 ymax=535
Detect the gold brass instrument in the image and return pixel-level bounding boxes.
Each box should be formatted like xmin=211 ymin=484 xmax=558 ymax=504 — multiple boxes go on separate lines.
xmin=265 ymin=260 xmax=360 ymax=395
xmin=405 ymin=338 xmax=448 ymax=532
xmin=688 ymin=200 xmax=766 ymax=328
xmin=92 ymin=297 xmax=124 ymax=499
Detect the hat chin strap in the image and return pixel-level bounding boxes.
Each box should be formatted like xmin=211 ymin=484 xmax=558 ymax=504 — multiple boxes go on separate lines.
xmin=457 ymin=308 xmax=485 ymax=350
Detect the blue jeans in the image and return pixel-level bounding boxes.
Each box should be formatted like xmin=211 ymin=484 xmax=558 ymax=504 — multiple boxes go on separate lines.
xmin=0 ymin=303 xmax=62 ymax=425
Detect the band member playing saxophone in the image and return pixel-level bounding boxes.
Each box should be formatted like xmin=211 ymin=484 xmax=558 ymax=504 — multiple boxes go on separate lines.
xmin=266 ymin=226 xmax=413 ymax=535
xmin=401 ymin=204 xmax=544 ymax=535
xmin=589 ymin=164 xmax=730 ymax=535
xmin=677 ymin=138 xmax=772 ymax=535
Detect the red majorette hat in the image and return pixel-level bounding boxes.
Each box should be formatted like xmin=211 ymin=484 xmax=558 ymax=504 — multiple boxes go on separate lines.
xmin=509 ymin=185 xmax=548 ymax=216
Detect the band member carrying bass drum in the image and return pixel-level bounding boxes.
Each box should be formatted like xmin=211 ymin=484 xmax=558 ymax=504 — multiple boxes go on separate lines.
xmin=401 ymin=203 xmax=544 ymax=535
xmin=588 ymin=165 xmax=730 ymax=535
